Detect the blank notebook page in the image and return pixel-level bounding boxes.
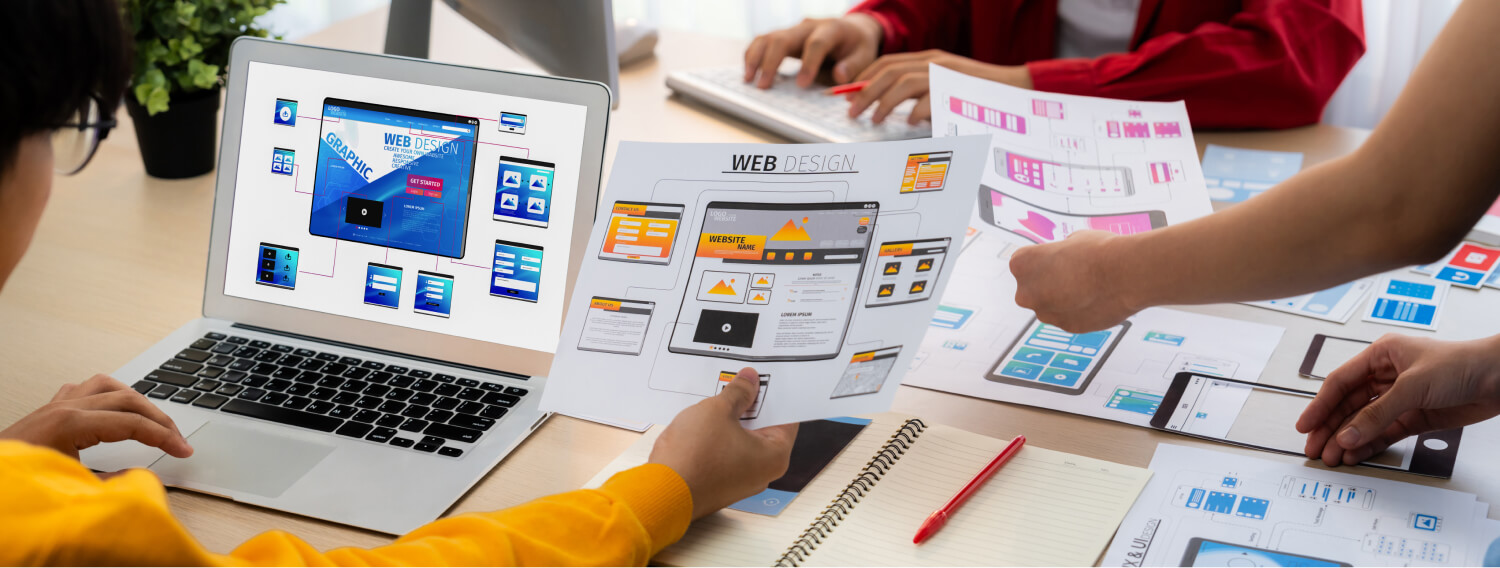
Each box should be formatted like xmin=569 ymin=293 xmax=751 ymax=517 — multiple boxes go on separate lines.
xmin=802 ymin=424 xmax=1151 ymax=566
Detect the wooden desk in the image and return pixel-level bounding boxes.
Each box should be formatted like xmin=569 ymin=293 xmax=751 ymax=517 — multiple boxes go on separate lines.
xmin=1 ymin=1 xmax=1493 ymax=556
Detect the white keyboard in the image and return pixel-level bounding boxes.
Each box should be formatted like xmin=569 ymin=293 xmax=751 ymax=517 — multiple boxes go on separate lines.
xmin=666 ymin=66 xmax=931 ymax=143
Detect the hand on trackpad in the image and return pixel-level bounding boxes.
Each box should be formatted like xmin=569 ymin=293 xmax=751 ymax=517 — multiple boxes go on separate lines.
xmin=150 ymin=421 xmax=335 ymax=499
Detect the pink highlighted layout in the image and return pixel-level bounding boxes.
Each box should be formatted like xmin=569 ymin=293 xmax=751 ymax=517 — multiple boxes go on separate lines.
xmin=950 ymin=97 xmax=1027 ymax=134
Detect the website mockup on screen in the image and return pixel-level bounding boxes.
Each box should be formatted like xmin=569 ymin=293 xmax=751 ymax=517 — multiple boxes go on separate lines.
xmin=223 ymin=62 xmax=590 ymax=353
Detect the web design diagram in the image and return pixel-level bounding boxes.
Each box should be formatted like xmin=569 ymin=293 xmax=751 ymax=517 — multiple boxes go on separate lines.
xmin=541 ymin=137 xmax=990 ymax=427
xmin=221 ymin=62 xmax=590 ymax=352
xmin=1104 ymin=445 xmax=1489 ymax=567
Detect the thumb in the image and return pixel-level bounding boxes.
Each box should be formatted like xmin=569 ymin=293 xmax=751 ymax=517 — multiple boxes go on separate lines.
xmin=1336 ymin=385 xmax=1420 ymax=450
xmin=754 ymin=422 xmax=800 ymax=451
xmin=718 ymin=367 xmax=760 ymax=416
xmin=833 ymin=51 xmax=874 ymax=84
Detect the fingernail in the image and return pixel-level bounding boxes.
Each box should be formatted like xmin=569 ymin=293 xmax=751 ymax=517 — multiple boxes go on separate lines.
xmin=834 ymin=62 xmax=848 ymax=80
xmin=1336 ymin=426 xmax=1361 ymax=448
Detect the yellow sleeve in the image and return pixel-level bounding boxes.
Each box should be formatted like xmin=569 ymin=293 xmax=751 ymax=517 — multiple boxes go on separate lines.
xmin=0 ymin=441 xmax=692 ymax=566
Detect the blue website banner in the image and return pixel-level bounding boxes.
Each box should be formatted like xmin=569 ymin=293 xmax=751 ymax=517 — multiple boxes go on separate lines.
xmin=491 ymin=240 xmax=544 ymax=302
xmin=309 ymin=98 xmax=479 ymax=258
xmin=414 ymin=271 xmax=454 ymax=317
xmin=494 ymin=156 xmax=555 ymax=228
xmin=364 ymin=263 xmax=403 ymax=308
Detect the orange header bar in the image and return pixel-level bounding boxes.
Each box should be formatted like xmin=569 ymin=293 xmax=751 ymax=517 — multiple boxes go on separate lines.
xmin=612 ymin=203 xmax=649 ymax=216
xmin=697 ymin=233 xmax=766 ymax=260
xmin=879 ymin=243 xmax=914 ymax=256
xmin=850 ymin=352 xmax=875 ymax=363
xmin=589 ymin=298 xmax=621 ymax=311
xmin=718 ymin=371 xmax=737 ymax=383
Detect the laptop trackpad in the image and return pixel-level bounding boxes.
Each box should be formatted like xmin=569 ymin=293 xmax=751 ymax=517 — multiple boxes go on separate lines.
xmin=150 ymin=421 xmax=335 ymax=499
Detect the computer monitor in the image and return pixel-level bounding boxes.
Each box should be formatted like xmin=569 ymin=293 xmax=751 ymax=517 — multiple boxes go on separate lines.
xmin=384 ymin=0 xmax=619 ymax=107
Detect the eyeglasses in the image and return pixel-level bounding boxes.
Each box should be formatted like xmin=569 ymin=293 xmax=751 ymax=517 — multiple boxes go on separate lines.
xmin=51 ymin=94 xmax=116 ymax=175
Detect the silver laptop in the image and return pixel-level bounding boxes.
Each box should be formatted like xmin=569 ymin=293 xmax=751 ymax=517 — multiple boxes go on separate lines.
xmin=79 ymin=38 xmax=610 ymax=535
xmin=666 ymin=64 xmax=929 ymax=143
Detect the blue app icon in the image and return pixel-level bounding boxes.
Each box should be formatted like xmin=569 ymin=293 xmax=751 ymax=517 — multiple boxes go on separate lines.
xmin=1013 ymin=347 xmax=1055 ymax=366
xmin=1038 ymin=367 xmax=1082 ymax=387
xmin=999 ymin=361 xmax=1043 ymax=381
xmin=274 ymin=99 xmax=297 ymax=126
xmin=1051 ymin=353 xmax=1092 ymax=372
xmin=271 ymin=148 xmax=294 ymax=176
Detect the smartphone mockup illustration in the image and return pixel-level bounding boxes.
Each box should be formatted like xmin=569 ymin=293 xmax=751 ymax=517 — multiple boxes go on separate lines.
xmin=984 ymin=316 xmax=1129 ymax=395
xmin=975 ymin=185 xmax=1165 ymax=244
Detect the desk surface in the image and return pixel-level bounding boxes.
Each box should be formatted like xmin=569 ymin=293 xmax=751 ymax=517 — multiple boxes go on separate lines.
xmin=2 ymin=2 xmax=1495 ymax=556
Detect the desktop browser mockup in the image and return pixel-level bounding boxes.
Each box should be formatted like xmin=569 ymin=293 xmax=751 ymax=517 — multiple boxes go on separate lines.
xmin=222 ymin=62 xmax=590 ymax=353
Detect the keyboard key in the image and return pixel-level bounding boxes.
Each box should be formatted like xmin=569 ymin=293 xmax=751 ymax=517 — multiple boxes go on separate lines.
xmin=376 ymin=413 xmax=405 ymax=427
xmin=315 ymin=352 xmax=340 ymax=362
xmin=198 ymin=367 xmax=226 ymax=380
xmin=205 ymin=356 xmax=234 ymax=368
xmin=283 ymin=396 xmax=311 ymax=410
xmin=329 ymin=405 xmax=355 ymax=419
xmin=482 ymin=392 xmax=521 ymax=407
xmin=239 ymin=388 xmax=266 ymax=401
xmin=387 ymin=388 xmax=414 ymax=402
xmin=424 ymin=423 xmax=481 ymax=443
xmin=234 ymin=346 xmax=261 ymax=358
xmin=457 ymin=388 xmax=484 ymax=401
xmin=306 ymin=401 xmax=335 ymax=414
xmin=401 ymin=405 xmax=430 ymax=419
xmin=222 ymin=399 xmax=341 ymax=432
xmin=215 ymin=384 xmax=244 ymax=397
xmin=456 ymin=401 xmax=485 ymax=415
xmin=250 ymin=363 xmax=277 ymax=375
xmin=433 ymin=374 xmax=457 ymax=384
xmin=145 ymin=369 xmax=200 ymax=387
xmin=205 ymin=332 xmax=227 ymax=340
xmin=192 ymin=393 xmax=229 ymax=409
xmin=344 ymin=367 xmax=372 ymax=380
xmin=261 ymin=392 xmax=289 ymax=406
xmin=434 ymin=384 xmax=461 ymax=397
xmin=353 ymin=410 xmax=381 ymax=423
xmin=389 ymin=437 xmax=415 ymax=448
xmin=412 ymin=379 xmax=438 ymax=393
xmin=421 ymin=435 xmax=446 ymax=446
xmin=294 ymin=348 xmax=317 ymax=358
xmin=242 ymin=375 xmax=269 ymax=388
xmin=322 ymin=363 xmax=349 ymax=376
xmin=226 ymin=336 xmax=249 ymax=345
xmin=265 ymin=379 xmax=292 ymax=392
xmin=504 ymin=386 xmax=529 ymax=397
xmin=366 ymin=427 xmax=397 ymax=443
xmin=457 ymin=378 xmax=480 ymax=388
xmin=287 ymin=383 xmax=314 ymax=396
xmin=148 ymin=384 xmax=179 ymax=399
xmin=131 ymin=380 xmax=156 ymax=394
xmin=190 ymin=338 xmax=218 ymax=351
xmin=298 ymin=359 xmax=326 ymax=372
xmin=309 ymin=387 xmax=336 ymax=401
xmin=438 ymin=447 xmax=463 ymax=458
xmin=378 ymin=400 xmax=407 ymax=414
xmin=192 ymin=379 xmax=221 ymax=392
xmin=340 ymin=379 xmax=369 ymax=392
xmin=220 ymin=370 xmax=247 ymax=383
xmin=408 ymin=369 xmax=433 ymax=379
xmin=480 ymin=405 xmax=508 ymax=420
xmin=336 ymin=421 xmax=373 ymax=438
xmin=387 ymin=365 xmax=410 ymax=375
xmin=160 ymin=360 xmax=203 ymax=375
xmin=399 ymin=418 xmax=429 ymax=433
xmin=228 ymin=359 xmax=255 ymax=371
xmin=425 ymin=409 xmax=454 ymax=423
xmin=410 ymin=393 xmax=437 ymax=406
xmin=271 ymin=344 xmax=293 ymax=353
xmin=478 ymin=382 xmax=503 ymax=391
xmin=254 ymin=350 xmax=282 ymax=362
xmin=277 ymin=354 xmax=305 ymax=367
xmin=339 ymin=356 xmax=363 ymax=366
xmin=331 ymin=391 xmax=361 ymax=405
xmin=295 ymin=371 xmax=323 ymax=384
xmin=170 ymin=389 xmax=201 ymax=404
xmin=355 ymin=396 xmax=381 ymax=409
xmin=271 ymin=367 xmax=300 ymax=380
xmin=210 ymin=342 xmax=238 ymax=355
xmin=360 ymin=361 xmax=386 ymax=370
xmin=433 ymin=397 xmax=460 ymax=410
xmin=388 ymin=376 xmax=415 ymax=388
xmin=450 ymin=415 xmax=495 ymax=431
xmin=176 ymin=349 xmax=212 ymax=363
xmin=414 ymin=442 xmax=440 ymax=453
xmin=362 ymin=384 xmax=391 ymax=397
xmin=316 ymin=376 xmax=344 ymax=389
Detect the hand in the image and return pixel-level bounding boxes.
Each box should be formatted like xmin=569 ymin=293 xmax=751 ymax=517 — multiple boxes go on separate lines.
xmin=743 ymin=14 xmax=882 ymax=89
xmin=1010 ymin=231 xmax=1141 ymax=332
xmin=845 ymin=50 xmax=1032 ymax=125
xmin=1296 ymin=334 xmax=1500 ymax=467
xmin=0 ymin=374 xmax=194 ymax=460
xmin=649 ymin=367 xmax=798 ymax=519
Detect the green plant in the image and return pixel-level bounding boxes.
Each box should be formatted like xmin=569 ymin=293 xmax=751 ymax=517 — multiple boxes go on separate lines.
xmin=122 ymin=0 xmax=286 ymax=115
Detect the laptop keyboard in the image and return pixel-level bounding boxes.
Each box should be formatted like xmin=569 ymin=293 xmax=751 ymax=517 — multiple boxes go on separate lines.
xmin=683 ymin=67 xmax=929 ymax=142
xmin=130 ymin=332 xmax=530 ymax=458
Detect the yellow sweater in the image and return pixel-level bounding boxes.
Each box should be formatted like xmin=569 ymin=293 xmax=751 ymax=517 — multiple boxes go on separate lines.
xmin=0 ymin=441 xmax=692 ymax=566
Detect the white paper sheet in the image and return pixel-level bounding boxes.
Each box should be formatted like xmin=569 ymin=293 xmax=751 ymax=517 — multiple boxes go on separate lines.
xmin=541 ymin=137 xmax=990 ymax=426
xmin=1105 ymin=444 xmax=1485 ymax=567
xmin=1245 ymin=277 xmax=1377 ymax=323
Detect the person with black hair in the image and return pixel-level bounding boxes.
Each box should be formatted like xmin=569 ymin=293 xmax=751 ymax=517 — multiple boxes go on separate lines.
xmin=0 ymin=2 xmax=796 ymax=564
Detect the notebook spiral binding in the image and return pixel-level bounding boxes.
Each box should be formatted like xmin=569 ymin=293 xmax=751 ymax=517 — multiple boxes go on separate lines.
xmin=773 ymin=418 xmax=927 ymax=567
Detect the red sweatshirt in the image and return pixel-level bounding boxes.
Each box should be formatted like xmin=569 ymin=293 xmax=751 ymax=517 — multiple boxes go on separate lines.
xmin=851 ymin=0 xmax=1365 ymax=129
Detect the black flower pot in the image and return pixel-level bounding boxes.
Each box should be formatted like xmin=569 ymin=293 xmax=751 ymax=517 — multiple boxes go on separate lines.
xmin=125 ymin=87 xmax=220 ymax=179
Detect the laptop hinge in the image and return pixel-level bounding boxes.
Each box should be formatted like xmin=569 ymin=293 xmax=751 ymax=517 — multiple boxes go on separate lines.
xmin=230 ymin=323 xmax=530 ymax=380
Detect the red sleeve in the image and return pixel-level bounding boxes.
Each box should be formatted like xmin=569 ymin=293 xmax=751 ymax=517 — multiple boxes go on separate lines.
xmin=849 ymin=0 xmax=972 ymax=54
xmin=1027 ymin=0 xmax=1365 ymax=129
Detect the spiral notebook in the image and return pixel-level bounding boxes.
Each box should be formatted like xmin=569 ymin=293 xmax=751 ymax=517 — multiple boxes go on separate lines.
xmin=585 ymin=413 xmax=1152 ymax=566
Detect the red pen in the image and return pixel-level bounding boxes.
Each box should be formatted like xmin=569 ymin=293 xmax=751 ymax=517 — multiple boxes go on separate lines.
xmin=826 ymin=80 xmax=870 ymax=95
xmin=912 ymin=435 xmax=1027 ymax=545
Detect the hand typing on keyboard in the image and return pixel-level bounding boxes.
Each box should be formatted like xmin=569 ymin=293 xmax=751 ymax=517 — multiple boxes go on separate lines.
xmin=0 ymin=374 xmax=194 ymax=461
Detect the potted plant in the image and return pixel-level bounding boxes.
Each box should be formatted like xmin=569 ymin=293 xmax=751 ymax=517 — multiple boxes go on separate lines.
xmin=122 ymin=0 xmax=284 ymax=179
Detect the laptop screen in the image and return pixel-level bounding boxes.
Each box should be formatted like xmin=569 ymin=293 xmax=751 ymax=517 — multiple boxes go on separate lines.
xmin=222 ymin=61 xmax=590 ymax=354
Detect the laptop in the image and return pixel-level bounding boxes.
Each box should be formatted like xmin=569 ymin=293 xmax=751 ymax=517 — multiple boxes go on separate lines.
xmin=666 ymin=64 xmax=929 ymax=143
xmin=79 ymin=37 xmax=611 ymax=535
